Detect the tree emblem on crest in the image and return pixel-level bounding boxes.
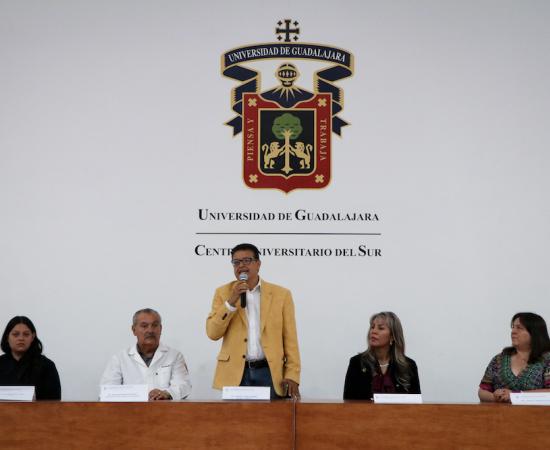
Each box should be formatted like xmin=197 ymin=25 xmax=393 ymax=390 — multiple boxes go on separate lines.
xmin=262 ymin=113 xmax=312 ymax=175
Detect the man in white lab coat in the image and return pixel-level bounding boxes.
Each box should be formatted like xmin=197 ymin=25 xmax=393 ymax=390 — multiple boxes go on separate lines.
xmin=100 ymin=308 xmax=191 ymax=400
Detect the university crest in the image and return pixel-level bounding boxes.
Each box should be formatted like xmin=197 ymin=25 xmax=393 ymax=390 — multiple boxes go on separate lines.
xmin=221 ymin=20 xmax=354 ymax=193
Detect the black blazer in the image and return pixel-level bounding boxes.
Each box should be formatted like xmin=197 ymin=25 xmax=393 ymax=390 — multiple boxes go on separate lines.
xmin=0 ymin=353 xmax=61 ymax=400
xmin=343 ymin=353 xmax=420 ymax=400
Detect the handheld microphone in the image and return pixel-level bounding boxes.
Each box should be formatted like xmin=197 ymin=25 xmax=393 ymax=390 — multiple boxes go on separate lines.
xmin=239 ymin=272 xmax=248 ymax=308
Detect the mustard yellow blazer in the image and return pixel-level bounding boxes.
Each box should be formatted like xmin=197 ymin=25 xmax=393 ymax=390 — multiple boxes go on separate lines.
xmin=206 ymin=279 xmax=300 ymax=396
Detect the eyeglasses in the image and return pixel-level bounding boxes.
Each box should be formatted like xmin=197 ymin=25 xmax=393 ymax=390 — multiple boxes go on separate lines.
xmin=231 ymin=257 xmax=257 ymax=267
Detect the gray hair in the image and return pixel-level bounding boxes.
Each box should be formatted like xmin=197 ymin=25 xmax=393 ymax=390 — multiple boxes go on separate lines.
xmin=132 ymin=308 xmax=162 ymax=326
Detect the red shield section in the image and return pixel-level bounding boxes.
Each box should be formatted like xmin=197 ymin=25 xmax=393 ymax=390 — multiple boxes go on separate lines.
xmin=242 ymin=93 xmax=332 ymax=193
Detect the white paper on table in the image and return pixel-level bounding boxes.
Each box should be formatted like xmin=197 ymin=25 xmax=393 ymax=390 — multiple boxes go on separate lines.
xmin=222 ymin=386 xmax=270 ymax=400
xmin=0 ymin=386 xmax=35 ymax=401
xmin=510 ymin=392 xmax=550 ymax=406
xmin=99 ymin=384 xmax=149 ymax=402
xmin=373 ymin=393 xmax=423 ymax=404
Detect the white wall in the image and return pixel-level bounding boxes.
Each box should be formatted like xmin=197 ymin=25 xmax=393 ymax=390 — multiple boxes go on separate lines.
xmin=1 ymin=0 xmax=549 ymax=401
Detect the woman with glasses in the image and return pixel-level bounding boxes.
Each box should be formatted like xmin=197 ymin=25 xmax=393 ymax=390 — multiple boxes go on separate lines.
xmin=344 ymin=311 xmax=420 ymax=400
xmin=0 ymin=316 xmax=61 ymax=400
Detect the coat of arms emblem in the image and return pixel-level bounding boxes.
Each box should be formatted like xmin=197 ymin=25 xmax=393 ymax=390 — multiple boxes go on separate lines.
xmin=222 ymin=20 xmax=354 ymax=193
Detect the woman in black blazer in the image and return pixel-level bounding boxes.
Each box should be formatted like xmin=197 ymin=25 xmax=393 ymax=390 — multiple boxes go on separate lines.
xmin=344 ymin=311 xmax=420 ymax=400
xmin=0 ymin=316 xmax=61 ymax=400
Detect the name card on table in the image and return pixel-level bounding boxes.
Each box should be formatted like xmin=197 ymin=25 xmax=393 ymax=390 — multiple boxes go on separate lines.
xmin=0 ymin=386 xmax=35 ymax=401
xmin=510 ymin=392 xmax=550 ymax=406
xmin=100 ymin=384 xmax=148 ymax=402
xmin=222 ymin=386 xmax=270 ymax=400
xmin=373 ymin=394 xmax=423 ymax=404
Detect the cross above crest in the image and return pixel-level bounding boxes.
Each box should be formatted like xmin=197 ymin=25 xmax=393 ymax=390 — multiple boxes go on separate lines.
xmin=276 ymin=19 xmax=300 ymax=42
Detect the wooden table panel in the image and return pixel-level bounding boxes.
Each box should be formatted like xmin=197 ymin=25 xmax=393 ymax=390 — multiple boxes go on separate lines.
xmin=0 ymin=401 xmax=293 ymax=450
xmin=296 ymin=402 xmax=550 ymax=450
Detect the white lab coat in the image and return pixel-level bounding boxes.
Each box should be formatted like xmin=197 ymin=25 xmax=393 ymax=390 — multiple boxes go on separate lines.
xmin=100 ymin=342 xmax=191 ymax=400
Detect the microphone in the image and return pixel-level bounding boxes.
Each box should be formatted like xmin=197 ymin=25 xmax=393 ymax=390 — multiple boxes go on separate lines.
xmin=239 ymin=272 xmax=248 ymax=308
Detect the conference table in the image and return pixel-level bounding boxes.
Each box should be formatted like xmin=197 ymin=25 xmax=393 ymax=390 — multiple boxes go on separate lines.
xmin=1 ymin=400 xmax=549 ymax=449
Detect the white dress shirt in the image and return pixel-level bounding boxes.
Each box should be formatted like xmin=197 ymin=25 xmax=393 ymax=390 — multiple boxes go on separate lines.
xmin=100 ymin=342 xmax=191 ymax=399
xmin=225 ymin=279 xmax=265 ymax=361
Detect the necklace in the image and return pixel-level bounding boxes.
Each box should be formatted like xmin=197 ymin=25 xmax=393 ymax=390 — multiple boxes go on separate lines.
xmin=378 ymin=363 xmax=390 ymax=367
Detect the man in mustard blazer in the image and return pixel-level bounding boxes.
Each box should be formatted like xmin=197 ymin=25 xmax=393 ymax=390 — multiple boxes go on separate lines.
xmin=206 ymin=243 xmax=300 ymax=398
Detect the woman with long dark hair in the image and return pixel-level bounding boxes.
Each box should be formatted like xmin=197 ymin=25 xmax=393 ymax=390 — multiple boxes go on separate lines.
xmin=344 ymin=311 xmax=420 ymax=400
xmin=479 ymin=312 xmax=550 ymax=402
xmin=0 ymin=316 xmax=61 ymax=400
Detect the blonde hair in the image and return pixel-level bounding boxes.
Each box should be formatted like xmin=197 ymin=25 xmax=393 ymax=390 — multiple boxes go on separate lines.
xmin=362 ymin=311 xmax=412 ymax=390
